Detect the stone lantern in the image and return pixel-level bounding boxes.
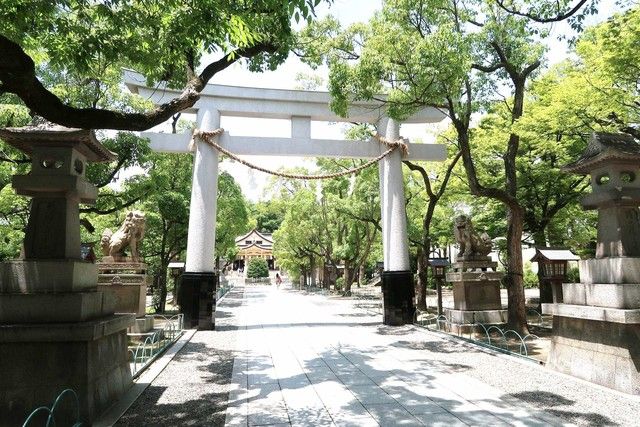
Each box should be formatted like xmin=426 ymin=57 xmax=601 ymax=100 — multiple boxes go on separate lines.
xmin=0 ymin=125 xmax=134 ymax=425
xmin=530 ymin=248 xmax=579 ymax=304
xmin=428 ymin=257 xmax=449 ymax=315
xmin=428 ymin=258 xmax=449 ymax=279
xmin=169 ymin=261 xmax=185 ymax=304
xmin=542 ymin=132 xmax=640 ymax=394
xmin=572 ymin=133 xmax=640 ymax=260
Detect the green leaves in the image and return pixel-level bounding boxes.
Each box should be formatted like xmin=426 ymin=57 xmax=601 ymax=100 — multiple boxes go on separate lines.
xmin=1 ymin=0 xmax=333 ymax=125
xmin=216 ymin=171 xmax=250 ymax=259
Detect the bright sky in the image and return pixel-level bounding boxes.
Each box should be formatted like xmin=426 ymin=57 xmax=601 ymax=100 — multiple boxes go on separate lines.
xmin=167 ymin=0 xmax=620 ymax=202
xmin=210 ymin=0 xmax=384 ymax=202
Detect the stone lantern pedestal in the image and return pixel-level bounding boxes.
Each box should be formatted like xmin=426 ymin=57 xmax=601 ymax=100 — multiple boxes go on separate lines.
xmin=543 ymin=133 xmax=640 ymax=394
xmin=0 ymin=126 xmax=134 ymax=425
xmin=97 ymin=260 xmax=152 ymax=332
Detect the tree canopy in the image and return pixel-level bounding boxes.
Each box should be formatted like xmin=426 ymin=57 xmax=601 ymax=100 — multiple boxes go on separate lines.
xmin=0 ymin=0 xmax=331 ymax=130
xmin=295 ymin=0 xmax=629 ymax=332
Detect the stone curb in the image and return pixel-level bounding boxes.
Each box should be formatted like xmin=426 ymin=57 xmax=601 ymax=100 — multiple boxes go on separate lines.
xmin=93 ymin=328 xmax=197 ymax=427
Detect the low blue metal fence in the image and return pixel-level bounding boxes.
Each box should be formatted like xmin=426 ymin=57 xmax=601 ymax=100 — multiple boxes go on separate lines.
xmin=129 ymin=313 xmax=184 ymax=377
xmin=416 ymin=314 xmax=541 ymax=360
xmin=22 ymin=388 xmax=82 ymax=427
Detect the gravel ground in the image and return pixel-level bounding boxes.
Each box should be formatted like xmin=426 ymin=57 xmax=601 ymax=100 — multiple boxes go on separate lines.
xmin=418 ymin=336 xmax=640 ymax=426
xmin=116 ymin=286 xmax=245 ymax=426
xmin=349 ymin=306 xmax=640 ymax=426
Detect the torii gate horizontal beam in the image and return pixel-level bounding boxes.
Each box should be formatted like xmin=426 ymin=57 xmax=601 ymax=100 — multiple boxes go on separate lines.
xmin=123 ymin=69 xmax=445 ymax=124
xmin=142 ymin=131 xmax=447 ymax=161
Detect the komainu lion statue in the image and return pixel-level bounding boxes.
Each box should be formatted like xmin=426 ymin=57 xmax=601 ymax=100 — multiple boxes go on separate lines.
xmin=101 ymin=210 xmax=146 ymax=262
xmin=453 ymin=214 xmax=492 ymax=260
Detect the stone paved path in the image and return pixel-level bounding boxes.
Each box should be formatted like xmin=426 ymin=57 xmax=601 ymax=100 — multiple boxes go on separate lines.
xmin=224 ymin=285 xmax=566 ymax=427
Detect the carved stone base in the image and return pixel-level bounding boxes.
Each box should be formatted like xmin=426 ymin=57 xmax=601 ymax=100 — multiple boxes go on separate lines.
xmin=97 ymin=261 xmax=148 ymax=317
xmin=546 ymin=315 xmax=640 ymax=394
xmin=128 ymin=315 xmax=155 ymax=334
xmin=97 ymin=282 xmax=146 ymax=317
xmin=451 ymin=281 xmax=502 ymax=311
xmin=446 ymin=263 xmax=504 ymax=312
xmin=0 ymin=314 xmax=134 ymax=426
xmin=445 ymin=308 xmax=507 ymax=325
xmin=0 ymin=260 xmax=97 ymax=293
xmin=381 ymin=270 xmax=415 ymax=326
xmin=454 ymin=255 xmax=492 ymax=263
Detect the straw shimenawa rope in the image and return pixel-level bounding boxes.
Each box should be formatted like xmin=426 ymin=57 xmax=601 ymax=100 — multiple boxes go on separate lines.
xmin=189 ymin=128 xmax=409 ymax=180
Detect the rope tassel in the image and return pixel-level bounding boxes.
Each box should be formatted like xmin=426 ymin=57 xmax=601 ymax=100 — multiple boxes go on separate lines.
xmin=190 ymin=128 xmax=410 ymax=180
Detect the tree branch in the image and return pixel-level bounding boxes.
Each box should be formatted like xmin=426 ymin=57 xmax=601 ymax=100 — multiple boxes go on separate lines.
xmin=0 ymin=35 xmax=277 ymax=131
xmin=472 ymin=62 xmax=505 ymax=73
xmin=403 ymin=160 xmax=435 ymax=198
xmin=494 ymin=0 xmax=590 ymax=23
xmin=79 ymin=193 xmax=146 ymax=215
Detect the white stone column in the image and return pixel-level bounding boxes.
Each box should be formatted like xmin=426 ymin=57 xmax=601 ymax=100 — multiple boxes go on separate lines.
xmin=379 ymin=118 xmax=410 ymax=271
xmin=185 ymin=106 xmax=220 ymax=273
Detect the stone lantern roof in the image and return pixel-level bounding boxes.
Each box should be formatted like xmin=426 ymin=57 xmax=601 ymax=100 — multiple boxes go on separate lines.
xmin=530 ymin=248 xmax=580 ymax=263
xmin=0 ymin=124 xmax=116 ymax=162
xmin=427 ymin=258 xmax=450 ymax=267
xmin=563 ymin=132 xmax=640 ymax=174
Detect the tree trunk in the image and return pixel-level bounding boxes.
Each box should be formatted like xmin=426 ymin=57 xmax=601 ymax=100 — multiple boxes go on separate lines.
xmin=310 ymin=257 xmax=317 ymax=286
xmin=156 ymin=265 xmax=169 ymax=313
xmin=343 ymin=264 xmax=353 ymax=296
xmin=416 ymin=247 xmax=429 ymax=310
xmin=505 ymin=206 xmax=529 ymax=335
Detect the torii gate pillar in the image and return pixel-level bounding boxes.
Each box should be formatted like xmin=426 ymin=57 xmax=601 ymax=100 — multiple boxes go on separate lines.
xmin=379 ymin=118 xmax=414 ymax=325
xmin=180 ymin=104 xmax=220 ymax=329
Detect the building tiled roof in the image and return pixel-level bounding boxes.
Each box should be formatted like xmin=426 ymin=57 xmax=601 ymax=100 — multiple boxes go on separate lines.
xmin=235 ymin=229 xmax=274 ymax=250
xmin=563 ymin=132 xmax=640 ymax=174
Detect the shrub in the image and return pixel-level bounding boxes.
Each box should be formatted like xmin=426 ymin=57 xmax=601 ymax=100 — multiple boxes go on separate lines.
xmin=523 ymin=261 xmax=539 ymax=288
xmin=566 ymin=266 xmax=580 ymax=283
xmin=246 ymin=258 xmax=269 ymax=279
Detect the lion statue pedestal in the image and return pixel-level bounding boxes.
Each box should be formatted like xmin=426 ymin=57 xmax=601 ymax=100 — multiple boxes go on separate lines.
xmin=97 ymin=211 xmax=153 ymax=333
xmin=444 ymin=215 xmax=507 ymax=332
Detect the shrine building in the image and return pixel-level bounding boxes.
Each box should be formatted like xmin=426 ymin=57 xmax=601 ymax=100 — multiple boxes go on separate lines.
xmin=233 ymin=229 xmax=276 ymax=271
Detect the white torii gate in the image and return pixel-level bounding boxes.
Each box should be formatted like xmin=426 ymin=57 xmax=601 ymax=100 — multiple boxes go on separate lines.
xmin=123 ymin=70 xmax=447 ymax=328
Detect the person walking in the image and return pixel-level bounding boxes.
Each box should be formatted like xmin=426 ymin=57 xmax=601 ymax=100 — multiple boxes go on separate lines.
xmin=275 ymin=272 xmax=282 ymax=287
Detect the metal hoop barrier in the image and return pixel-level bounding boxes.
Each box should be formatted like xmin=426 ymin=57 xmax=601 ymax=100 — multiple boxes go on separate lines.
xmin=503 ymin=330 xmax=527 ymax=356
xmin=527 ymin=308 xmax=544 ymax=326
xmin=472 ymin=323 xmax=491 ymax=343
xmin=521 ymin=334 xmax=540 ymax=356
xmin=486 ymin=325 xmax=507 ymax=348
xmin=22 ymin=388 xmax=82 ymax=427
xmin=415 ymin=317 xmax=540 ymax=361
xmin=129 ymin=314 xmax=185 ymax=377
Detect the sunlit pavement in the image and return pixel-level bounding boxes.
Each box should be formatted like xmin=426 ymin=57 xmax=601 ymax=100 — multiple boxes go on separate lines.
xmin=224 ymin=284 xmax=565 ymax=427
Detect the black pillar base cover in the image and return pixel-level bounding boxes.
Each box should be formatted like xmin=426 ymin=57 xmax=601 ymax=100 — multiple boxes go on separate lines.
xmin=381 ymin=270 xmax=415 ymax=326
xmin=179 ymin=271 xmax=217 ymax=330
